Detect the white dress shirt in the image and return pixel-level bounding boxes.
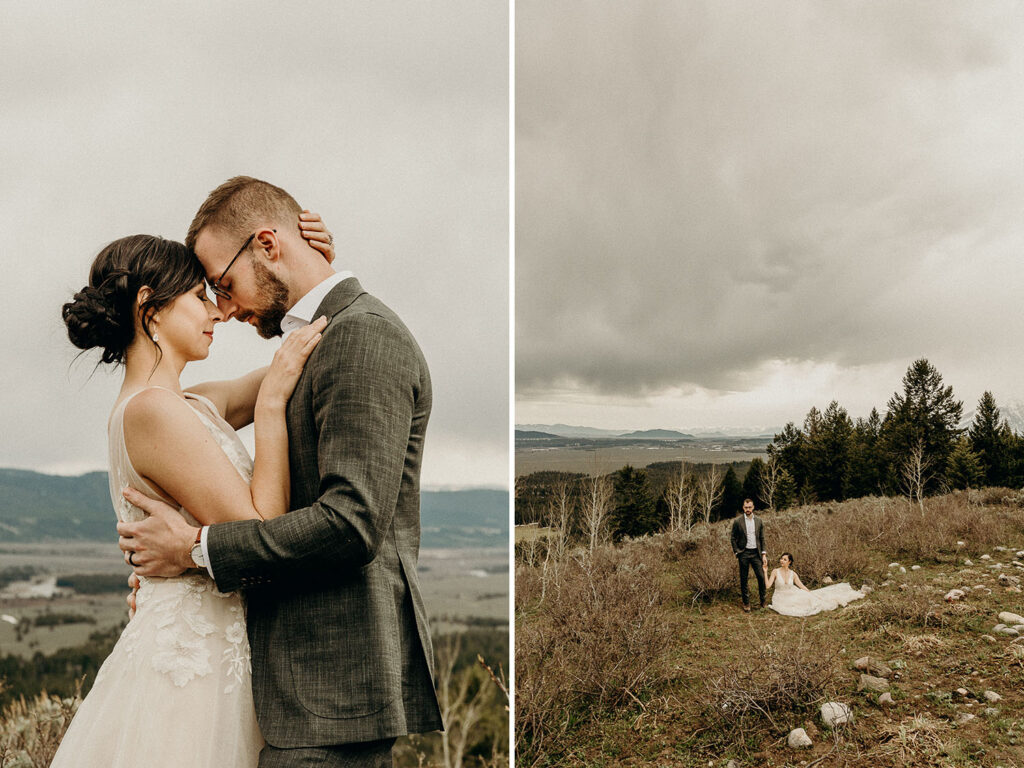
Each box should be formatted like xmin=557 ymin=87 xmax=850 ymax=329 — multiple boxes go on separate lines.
xmin=199 ymin=270 xmax=355 ymax=578
xmin=745 ymin=514 xmax=756 ymax=549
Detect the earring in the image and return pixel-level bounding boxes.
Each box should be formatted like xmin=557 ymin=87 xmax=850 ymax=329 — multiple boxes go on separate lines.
xmin=153 ymin=332 xmax=160 ymax=343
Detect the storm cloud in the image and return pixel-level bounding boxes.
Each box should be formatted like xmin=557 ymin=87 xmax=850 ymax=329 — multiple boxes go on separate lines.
xmin=516 ymin=2 xmax=1024 ymax=418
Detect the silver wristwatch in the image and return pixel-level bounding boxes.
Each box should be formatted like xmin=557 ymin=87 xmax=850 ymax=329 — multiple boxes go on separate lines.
xmin=190 ymin=528 xmax=206 ymax=569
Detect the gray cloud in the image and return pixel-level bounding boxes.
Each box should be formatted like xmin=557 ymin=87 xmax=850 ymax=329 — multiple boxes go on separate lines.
xmin=1 ymin=1 xmax=508 ymax=488
xmin=516 ymin=1 xmax=1024 ymax=402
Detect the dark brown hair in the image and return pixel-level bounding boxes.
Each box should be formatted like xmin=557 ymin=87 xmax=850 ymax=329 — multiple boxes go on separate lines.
xmin=62 ymin=235 xmax=205 ymax=365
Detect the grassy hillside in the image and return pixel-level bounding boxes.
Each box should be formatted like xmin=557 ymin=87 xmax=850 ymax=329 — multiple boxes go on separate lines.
xmin=516 ymin=490 xmax=1024 ymax=767
xmin=0 ymin=469 xmax=507 ymax=548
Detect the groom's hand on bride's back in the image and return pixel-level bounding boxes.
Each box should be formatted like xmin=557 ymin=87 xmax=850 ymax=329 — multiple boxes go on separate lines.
xmin=116 ymin=487 xmax=196 ymax=578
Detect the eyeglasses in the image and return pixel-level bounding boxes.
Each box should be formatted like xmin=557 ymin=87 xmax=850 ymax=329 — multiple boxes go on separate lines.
xmin=207 ymin=229 xmax=276 ymax=300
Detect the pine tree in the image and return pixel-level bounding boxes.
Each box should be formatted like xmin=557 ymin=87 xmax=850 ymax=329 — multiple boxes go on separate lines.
xmin=847 ymin=408 xmax=884 ymax=498
xmin=947 ymin=437 xmax=983 ymax=490
xmin=774 ymin=468 xmax=798 ymax=510
xmin=769 ymin=422 xmax=806 ymax=493
xmin=968 ymin=392 xmax=1009 ymax=487
xmin=743 ymin=458 xmax=767 ymax=509
xmin=802 ymin=401 xmax=854 ymax=501
xmin=881 ymin=359 xmax=963 ymax=493
xmin=716 ymin=466 xmax=744 ymax=521
xmin=610 ymin=465 xmax=658 ymax=540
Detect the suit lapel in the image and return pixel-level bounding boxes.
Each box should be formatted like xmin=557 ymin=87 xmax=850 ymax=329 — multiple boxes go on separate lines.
xmin=313 ymin=277 xmax=367 ymax=321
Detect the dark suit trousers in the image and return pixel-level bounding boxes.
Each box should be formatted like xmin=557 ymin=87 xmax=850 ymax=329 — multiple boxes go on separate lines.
xmin=259 ymin=739 xmax=396 ymax=768
xmin=737 ymin=549 xmax=766 ymax=606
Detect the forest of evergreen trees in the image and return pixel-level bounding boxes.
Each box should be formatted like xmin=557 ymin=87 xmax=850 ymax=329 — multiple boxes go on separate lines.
xmin=515 ymin=359 xmax=1024 ymax=543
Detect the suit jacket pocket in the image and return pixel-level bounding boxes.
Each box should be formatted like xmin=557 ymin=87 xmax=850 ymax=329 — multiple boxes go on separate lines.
xmin=287 ymin=568 xmax=402 ymax=719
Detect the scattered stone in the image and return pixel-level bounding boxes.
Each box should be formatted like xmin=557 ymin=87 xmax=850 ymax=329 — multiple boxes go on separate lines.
xmin=981 ymin=554 xmax=992 ymax=561
xmin=860 ymin=585 xmax=874 ymax=595
xmin=821 ymin=702 xmax=853 ymax=727
xmin=1012 ymin=560 xmax=1024 ymax=568
xmin=945 ymin=589 xmax=966 ymax=602
xmin=983 ymin=707 xmax=1000 ymax=717
xmin=898 ymin=583 xmax=909 ymax=591
xmin=858 ymin=674 xmax=890 ymax=693
xmin=878 ymin=692 xmax=895 ymax=706
xmin=889 ymin=562 xmax=900 ymax=568
xmin=899 ymin=567 xmax=907 ymax=574
xmin=956 ymin=688 xmax=970 ymax=698
xmin=881 ymin=580 xmax=892 ymax=587
xmin=854 ymin=657 xmax=893 ymax=678
xmin=957 ymin=541 xmax=966 ymax=547
xmin=994 ymin=625 xmax=1020 ymax=637
xmin=964 ymin=559 xmax=974 ymax=566
xmin=957 ymin=712 xmax=976 ymax=724
xmin=787 ymin=728 xmax=813 ymax=748
xmin=984 ymin=690 xmax=1002 ymax=703
xmin=995 ymin=546 xmax=1009 ymax=552
xmin=999 ymin=611 xmax=1024 ymax=625
xmin=982 ymin=634 xmax=998 ymax=643
xmin=911 ymin=565 xmax=922 ymax=571
xmin=998 ymin=574 xmax=1021 ymax=587
xmin=1017 ymin=550 xmax=1024 ymax=559
xmin=822 ymin=576 xmax=834 ymax=585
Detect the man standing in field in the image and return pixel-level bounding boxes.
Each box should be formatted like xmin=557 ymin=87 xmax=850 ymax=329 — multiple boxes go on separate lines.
xmin=730 ymin=498 xmax=768 ymax=612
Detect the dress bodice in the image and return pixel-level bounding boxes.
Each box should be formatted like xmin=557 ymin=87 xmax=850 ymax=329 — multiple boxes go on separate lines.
xmin=106 ymin=387 xmax=254 ymax=525
xmin=775 ymin=570 xmax=796 ymax=591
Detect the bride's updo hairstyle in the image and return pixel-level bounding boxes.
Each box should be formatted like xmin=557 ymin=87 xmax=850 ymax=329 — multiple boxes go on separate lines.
xmin=62 ymin=235 xmax=206 ymax=365
xmin=780 ymin=552 xmax=794 ymax=566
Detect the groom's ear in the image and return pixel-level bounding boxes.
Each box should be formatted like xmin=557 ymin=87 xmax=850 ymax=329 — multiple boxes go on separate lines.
xmin=253 ymin=227 xmax=281 ymax=263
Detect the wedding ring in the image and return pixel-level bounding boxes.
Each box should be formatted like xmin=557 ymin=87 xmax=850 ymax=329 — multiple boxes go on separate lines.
xmin=327 ymin=233 xmax=334 ymax=245
xmin=128 ymin=551 xmax=138 ymax=567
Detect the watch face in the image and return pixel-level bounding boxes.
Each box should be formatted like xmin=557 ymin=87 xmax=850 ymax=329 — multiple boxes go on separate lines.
xmin=191 ymin=543 xmax=205 ymax=567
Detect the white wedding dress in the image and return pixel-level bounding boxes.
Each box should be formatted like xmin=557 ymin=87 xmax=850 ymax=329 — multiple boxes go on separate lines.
xmin=50 ymin=390 xmax=263 ymax=767
xmin=768 ymin=569 xmax=864 ymax=617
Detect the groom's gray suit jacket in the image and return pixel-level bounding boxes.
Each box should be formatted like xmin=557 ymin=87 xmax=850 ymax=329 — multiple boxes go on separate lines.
xmin=206 ymin=278 xmax=443 ymax=748
xmin=730 ymin=514 xmax=766 ymax=559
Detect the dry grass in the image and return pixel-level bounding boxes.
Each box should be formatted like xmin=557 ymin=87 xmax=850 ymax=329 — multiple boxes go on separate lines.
xmin=515 ymin=491 xmax=1024 ymax=766
xmin=0 ymin=682 xmax=80 ymax=768
xmin=515 ymin=547 xmax=676 ymax=767
xmin=704 ymin=625 xmax=839 ymax=736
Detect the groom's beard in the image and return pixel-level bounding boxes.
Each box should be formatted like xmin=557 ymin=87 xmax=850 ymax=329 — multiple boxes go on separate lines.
xmin=239 ymin=259 xmax=291 ymax=339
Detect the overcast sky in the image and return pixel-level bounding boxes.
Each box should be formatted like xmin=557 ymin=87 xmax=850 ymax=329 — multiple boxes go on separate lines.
xmin=1 ymin=1 xmax=508 ymax=489
xmin=516 ymin=1 xmax=1024 ymax=433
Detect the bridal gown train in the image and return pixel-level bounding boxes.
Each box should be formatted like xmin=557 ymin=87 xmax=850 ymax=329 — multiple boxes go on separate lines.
xmin=50 ymin=389 xmax=263 ymax=767
xmin=769 ymin=570 xmax=864 ymax=617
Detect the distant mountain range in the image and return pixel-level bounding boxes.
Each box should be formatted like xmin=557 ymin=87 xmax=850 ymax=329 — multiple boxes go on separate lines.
xmin=961 ymin=400 xmax=1024 ymax=434
xmin=619 ymin=429 xmax=694 ymax=439
xmin=516 ymin=423 xmax=779 ymax=439
xmin=0 ymin=468 xmax=507 ymax=549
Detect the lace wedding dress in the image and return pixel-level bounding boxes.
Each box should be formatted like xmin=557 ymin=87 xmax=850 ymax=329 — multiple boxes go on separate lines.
xmin=50 ymin=389 xmax=263 ymax=767
xmin=768 ymin=569 xmax=864 ymax=617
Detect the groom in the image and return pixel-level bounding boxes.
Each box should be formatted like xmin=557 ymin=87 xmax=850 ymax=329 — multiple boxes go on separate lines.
xmin=118 ymin=176 xmax=442 ymax=767
xmin=730 ymin=498 xmax=768 ymax=612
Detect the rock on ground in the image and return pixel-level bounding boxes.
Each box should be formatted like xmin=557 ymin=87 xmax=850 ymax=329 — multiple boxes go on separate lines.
xmin=821 ymin=702 xmax=853 ymax=727
xmin=878 ymin=692 xmax=895 ymax=706
xmin=945 ymin=589 xmax=966 ymax=602
xmin=984 ymin=690 xmax=1002 ymax=703
xmin=787 ymin=728 xmax=813 ymax=748
xmin=858 ymin=674 xmax=890 ymax=692
xmin=853 ymin=656 xmax=893 ymax=677
xmin=999 ymin=611 xmax=1024 ymax=625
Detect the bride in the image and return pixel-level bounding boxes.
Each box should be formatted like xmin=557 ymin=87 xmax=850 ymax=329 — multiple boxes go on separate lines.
xmin=53 ymin=214 xmax=331 ymax=766
xmin=765 ymin=552 xmax=864 ymax=617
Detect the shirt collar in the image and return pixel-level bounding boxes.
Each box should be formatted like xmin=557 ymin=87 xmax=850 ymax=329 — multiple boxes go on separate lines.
xmin=281 ymin=271 xmax=354 ymax=335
